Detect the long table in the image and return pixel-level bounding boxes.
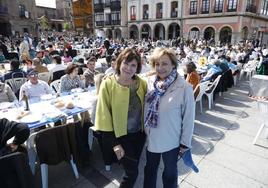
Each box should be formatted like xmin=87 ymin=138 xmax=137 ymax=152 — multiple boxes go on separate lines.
xmin=0 ymin=91 xmax=97 ymax=129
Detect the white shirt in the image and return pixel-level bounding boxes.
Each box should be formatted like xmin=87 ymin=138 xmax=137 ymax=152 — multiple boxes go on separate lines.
xmin=105 ymin=67 xmax=115 ymax=75
xmin=48 ymin=64 xmax=66 ymax=80
xmin=19 ymin=80 xmax=52 ymax=102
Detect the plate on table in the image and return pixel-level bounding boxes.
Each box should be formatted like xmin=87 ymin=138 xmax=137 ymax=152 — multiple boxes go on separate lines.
xmin=20 ymin=113 xmax=42 ymax=124
xmin=0 ymin=102 xmax=14 ymax=110
xmin=41 ymin=94 xmax=53 ymax=100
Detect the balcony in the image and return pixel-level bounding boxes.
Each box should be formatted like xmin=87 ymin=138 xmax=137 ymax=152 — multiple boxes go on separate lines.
xmin=105 ymin=0 xmax=111 ymax=7
xmin=111 ymin=1 xmax=120 ymax=11
xmin=111 ymin=20 xmax=120 ymax=25
xmin=189 ymin=10 xmax=197 ymax=15
xmin=105 ymin=20 xmax=111 ymax=25
xmin=214 ymin=8 xmax=223 ymax=13
xmin=94 ymin=3 xmax=104 ymax=12
xmin=130 ymin=15 xmax=136 ymax=20
xmin=246 ymin=4 xmax=257 ymax=13
xmin=143 ymin=13 xmax=149 ymax=20
xmin=156 ymin=12 xmax=162 ymax=19
xmin=171 ymin=11 xmax=177 ymax=18
xmin=0 ymin=5 xmax=8 ymax=14
xmin=95 ymin=21 xmax=104 ymax=27
xmin=227 ymin=7 xmax=237 ymax=12
xmin=201 ymin=10 xmax=209 ymax=14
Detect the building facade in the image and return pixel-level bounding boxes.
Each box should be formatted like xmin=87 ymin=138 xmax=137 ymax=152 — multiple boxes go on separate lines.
xmin=72 ymin=0 xmax=93 ymax=35
xmin=0 ymin=0 xmax=74 ymax=37
xmin=93 ymin=0 xmax=128 ymax=39
xmin=183 ymin=0 xmax=268 ymax=44
xmin=0 ymin=0 xmax=36 ymax=36
xmin=127 ymin=0 xmax=183 ymax=40
xmin=35 ymin=0 xmax=72 ymax=33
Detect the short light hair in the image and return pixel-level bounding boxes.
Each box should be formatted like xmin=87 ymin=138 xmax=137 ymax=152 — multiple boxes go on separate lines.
xmin=33 ymin=58 xmax=41 ymax=66
xmin=149 ymin=48 xmax=178 ymax=68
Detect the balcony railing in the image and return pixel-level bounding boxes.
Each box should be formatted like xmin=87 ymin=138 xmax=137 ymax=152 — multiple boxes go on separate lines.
xmin=130 ymin=15 xmax=136 ymax=20
xmin=95 ymin=21 xmax=104 ymax=26
xmin=246 ymin=4 xmax=257 ymax=13
xmin=156 ymin=12 xmax=162 ymax=19
xmin=227 ymin=7 xmax=237 ymax=12
xmin=0 ymin=5 xmax=8 ymax=14
xmin=143 ymin=13 xmax=149 ymax=20
xmin=105 ymin=20 xmax=111 ymax=25
xmin=190 ymin=10 xmax=197 ymax=15
xmin=171 ymin=11 xmax=177 ymax=18
xmin=105 ymin=0 xmax=111 ymax=7
xmin=214 ymin=8 xmax=223 ymax=13
xmin=94 ymin=3 xmax=104 ymax=12
xmin=111 ymin=1 xmax=120 ymax=11
xmin=111 ymin=20 xmax=120 ymax=25
xmin=201 ymin=10 xmax=209 ymax=14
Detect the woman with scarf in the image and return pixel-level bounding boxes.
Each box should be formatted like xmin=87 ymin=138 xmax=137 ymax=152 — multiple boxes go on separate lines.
xmin=144 ymin=48 xmax=195 ymax=188
xmin=95 ymin=48 xmax=147 ymax=188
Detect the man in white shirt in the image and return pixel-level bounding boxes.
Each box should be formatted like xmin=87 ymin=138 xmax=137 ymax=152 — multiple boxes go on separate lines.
xmin=49 ymin=55 xmax=66 ymax=81
xmin=19 ymin=69 xmax=52 ymax=102
xmin=104 ymin=56 xmax=116 ymax=75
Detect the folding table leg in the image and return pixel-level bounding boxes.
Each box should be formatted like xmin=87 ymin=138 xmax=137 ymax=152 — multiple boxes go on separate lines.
xmin=253 ymin=123 xmax=266 ymax=145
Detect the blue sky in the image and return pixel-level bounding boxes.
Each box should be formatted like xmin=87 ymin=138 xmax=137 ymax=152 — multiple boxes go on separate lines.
xmin=35 ymin=0 xmax=56 ymax=9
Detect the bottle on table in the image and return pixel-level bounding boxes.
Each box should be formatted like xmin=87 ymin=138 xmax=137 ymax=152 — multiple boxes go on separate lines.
xmin=21 ymin=90 xmax=30 ymax=111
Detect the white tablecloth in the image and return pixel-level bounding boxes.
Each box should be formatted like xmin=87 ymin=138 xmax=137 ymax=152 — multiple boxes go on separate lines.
xmin=249 ymin=75 xmax=268 ymax=97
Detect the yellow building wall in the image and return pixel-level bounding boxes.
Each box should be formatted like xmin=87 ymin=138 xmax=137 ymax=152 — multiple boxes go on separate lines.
xmin=72 ymin=0 xmax=93 ymax=28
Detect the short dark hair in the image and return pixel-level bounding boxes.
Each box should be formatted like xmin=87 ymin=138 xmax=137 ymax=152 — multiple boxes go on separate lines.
xmin=115 ymin=48 xmax=141 ymax=75
xmin=65 ymin=64 xmax=79 ymax=74
xmin=52 ymin=55 xmax=62 ymax=64
xmin=87 ymin=56 xmax=96 ymax=62
xmin=10 ymin=60 xmax=20 ymax=70
xmin=186 ymin=62 xmax=197 ymax=74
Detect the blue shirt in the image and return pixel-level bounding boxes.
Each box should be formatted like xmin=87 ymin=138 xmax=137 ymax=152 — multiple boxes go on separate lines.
xmin=202 ymin=65 xmax=222 ymax=82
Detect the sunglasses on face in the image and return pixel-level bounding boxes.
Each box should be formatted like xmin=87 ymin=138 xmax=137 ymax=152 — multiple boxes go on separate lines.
xmin=29 ymin=74 xmax=38 ymax=78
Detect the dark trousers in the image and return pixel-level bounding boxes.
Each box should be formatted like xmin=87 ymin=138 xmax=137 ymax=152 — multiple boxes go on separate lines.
xmin=144 ymin=147 xmax=180 ymax=188
xmin=118 ymin=131 xmax=146 ymax=188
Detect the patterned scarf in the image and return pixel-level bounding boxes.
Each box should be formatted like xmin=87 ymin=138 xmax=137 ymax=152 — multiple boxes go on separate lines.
xmin=145 ymin=68 xmax=178 ymax=128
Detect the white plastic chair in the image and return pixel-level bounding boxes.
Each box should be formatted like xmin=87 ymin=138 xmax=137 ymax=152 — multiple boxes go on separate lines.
xmin=195 ymin=81 xmax=210 ymax=113
xmin=50 ymin=79 xmax=61 ymax=93
xmin=233 ymin=74 xmax=237 ymax=86
xmin=204 ymin=75 xmax=222 ymax=110
xmin=239 ymin=60 xmax=258 ymax=81
xmin=5 ymin=77 xmax=27 ymax=94
xmin=38 ymin=72 xmax=50 ymax=83
xmin=29 ymin=125 xmax=79 ymax=188
xmin=253 ymin=100 xmax=268 ymax=145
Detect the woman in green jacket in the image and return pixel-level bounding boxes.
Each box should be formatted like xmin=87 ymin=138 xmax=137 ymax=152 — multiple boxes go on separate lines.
xmin=95 ymin=48 xmax=147 ymax=188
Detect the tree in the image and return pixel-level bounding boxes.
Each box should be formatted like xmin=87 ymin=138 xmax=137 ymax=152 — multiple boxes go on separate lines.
xmin=39 ymin=15 xmax=50 ymax=31
xmin=63 ymin=22 xmax=70 ymax=31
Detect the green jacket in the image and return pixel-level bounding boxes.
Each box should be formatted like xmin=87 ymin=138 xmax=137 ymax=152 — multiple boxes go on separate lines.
xmin=257 ymin=63 xmax=268 ymax=75
xmin=95 ymin=75 xmax=147 ymax=138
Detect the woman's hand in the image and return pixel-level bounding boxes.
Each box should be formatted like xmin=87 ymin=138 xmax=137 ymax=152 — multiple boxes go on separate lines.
xmin=80 ymin=75 xmax=85 ymax=80
xmin=113 ymin=144 xmax=125 ymax=160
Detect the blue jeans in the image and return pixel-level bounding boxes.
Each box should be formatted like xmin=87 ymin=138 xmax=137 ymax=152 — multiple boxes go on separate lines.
xmin=144 ymin=147 xmax=179 ymax=188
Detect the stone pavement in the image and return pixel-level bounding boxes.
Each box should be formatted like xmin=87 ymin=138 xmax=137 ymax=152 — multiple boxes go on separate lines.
xmin=34 ymin=80 xmax=268 ymax=188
